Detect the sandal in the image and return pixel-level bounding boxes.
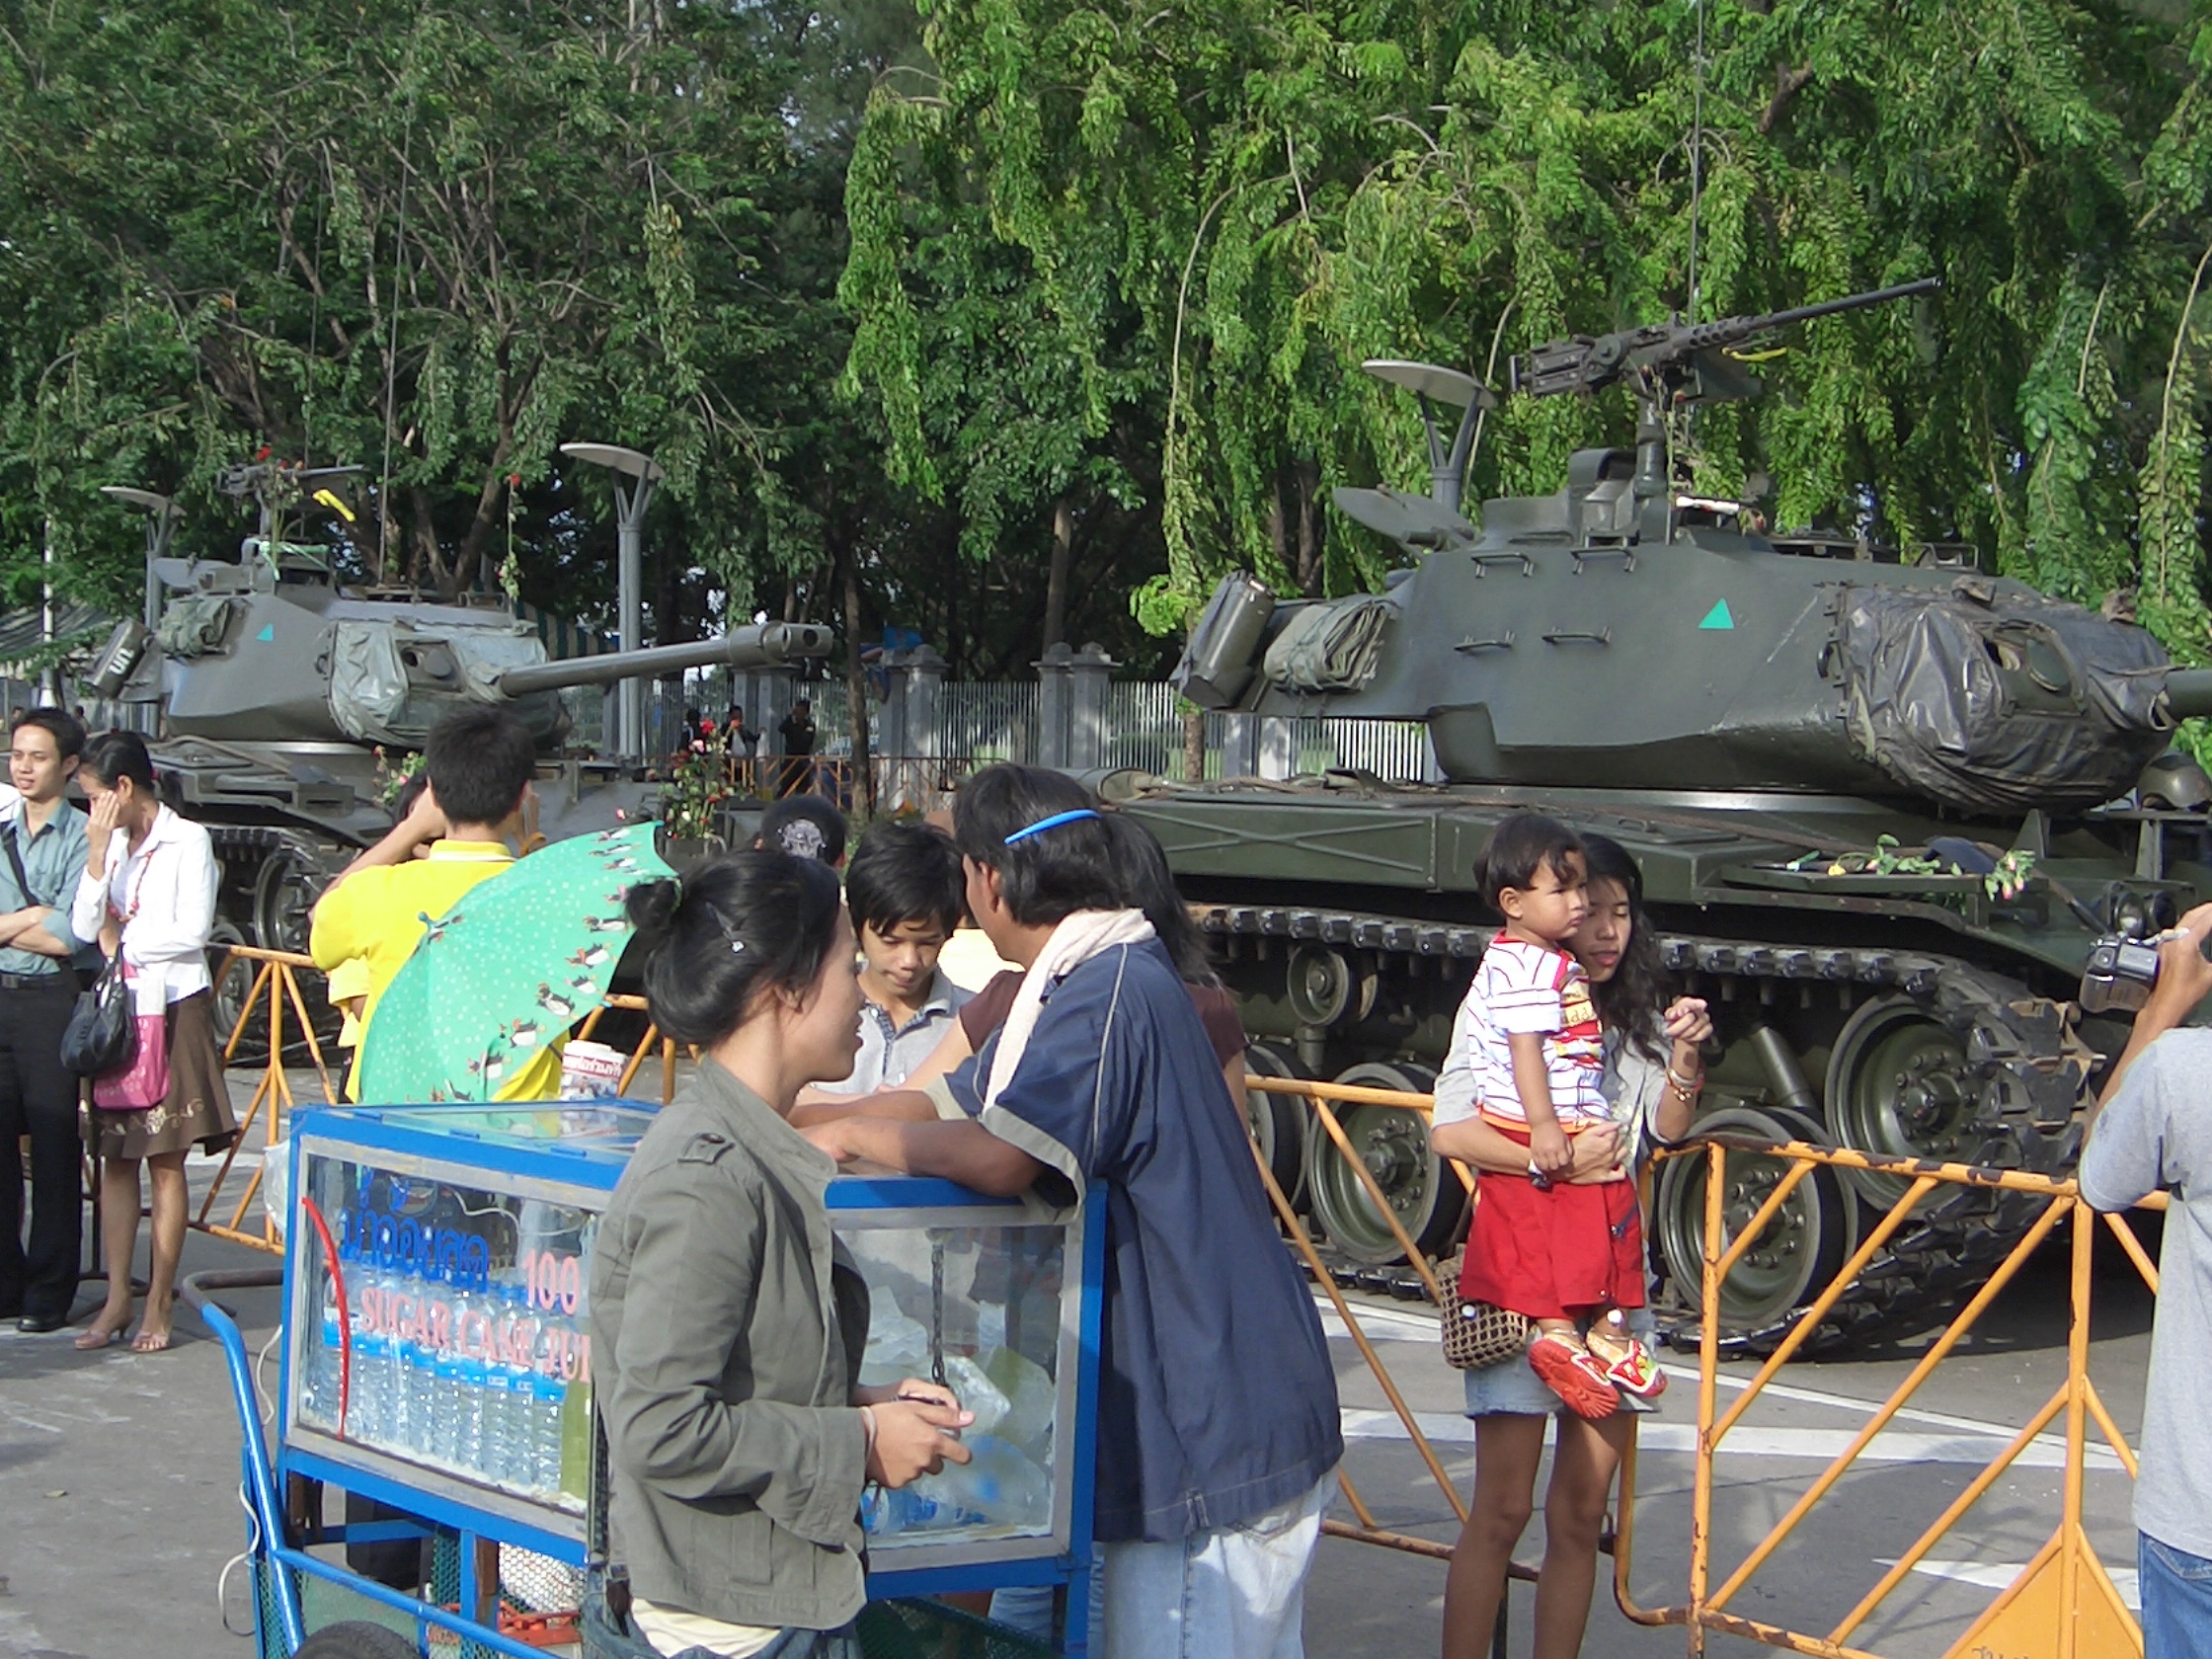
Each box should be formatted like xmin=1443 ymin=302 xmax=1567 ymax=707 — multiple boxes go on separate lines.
xmin=1527 ymin=1333 xmax=1620 ymax=1420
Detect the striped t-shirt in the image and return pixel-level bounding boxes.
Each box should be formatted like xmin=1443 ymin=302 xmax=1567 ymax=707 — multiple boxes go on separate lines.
xmin=1437 ymin=936 xmax=1611 ymax=1131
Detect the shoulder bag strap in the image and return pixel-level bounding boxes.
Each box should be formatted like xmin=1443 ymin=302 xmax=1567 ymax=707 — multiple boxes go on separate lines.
xmin=0 ymin=817 xmax=32 ymax=912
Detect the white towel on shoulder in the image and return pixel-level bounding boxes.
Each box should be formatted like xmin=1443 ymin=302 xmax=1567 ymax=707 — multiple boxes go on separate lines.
xmin=982 ymin=908 xmax=1155 ymax=1115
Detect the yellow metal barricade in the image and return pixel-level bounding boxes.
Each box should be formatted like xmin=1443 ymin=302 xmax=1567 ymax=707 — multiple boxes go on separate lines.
xmin=187 ymin=945 xmax=340 ymax=1250
xmin=1244 ymin=1073 xmax=2160 ymax=1659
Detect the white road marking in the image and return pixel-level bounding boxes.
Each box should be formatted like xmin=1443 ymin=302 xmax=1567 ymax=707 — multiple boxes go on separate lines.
xmin=1879 ymin=1556 xmax=2141 ymax=1612
xmin=1337 ymin=1410 xmax=2124 ymax=1470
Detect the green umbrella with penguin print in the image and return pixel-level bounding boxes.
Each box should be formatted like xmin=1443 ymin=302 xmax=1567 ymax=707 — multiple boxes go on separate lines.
xmin=357 ymin=821 xmax=672 ymax=1103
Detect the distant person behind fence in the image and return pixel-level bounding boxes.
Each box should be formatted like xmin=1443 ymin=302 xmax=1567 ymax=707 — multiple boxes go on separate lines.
xmin=70 ymin=730 xmax=237 ymax=1353
xmin=2080 ymin=903 xmax=2212 ymax=1659
xmin=777 ymin=698 xmax=818 ymax=797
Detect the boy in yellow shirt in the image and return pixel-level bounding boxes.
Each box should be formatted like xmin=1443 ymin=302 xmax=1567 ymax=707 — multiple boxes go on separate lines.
xmin=310 ymin=707 xmax=560 ymax=1102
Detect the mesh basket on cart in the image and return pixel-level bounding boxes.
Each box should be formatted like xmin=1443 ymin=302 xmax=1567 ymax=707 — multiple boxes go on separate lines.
xmin=855 ymin=1598 xmax=1056 ymax=1659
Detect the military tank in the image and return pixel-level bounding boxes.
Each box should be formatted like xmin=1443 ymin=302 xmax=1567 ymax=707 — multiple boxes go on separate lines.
xmin=86 ymin=460 xmax=831 ymax=963
xmin=1128 ymin=278 xmax=2212 ymax=1347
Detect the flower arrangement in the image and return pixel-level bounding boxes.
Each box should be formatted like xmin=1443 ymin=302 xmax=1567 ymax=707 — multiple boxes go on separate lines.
xmin=1784 ymin=836 xmax=2037 ymax=901
xmin=661 ymin=746 xmax=728 ymax=843
xmin=372 ymin=746 xmax=427 ymax=810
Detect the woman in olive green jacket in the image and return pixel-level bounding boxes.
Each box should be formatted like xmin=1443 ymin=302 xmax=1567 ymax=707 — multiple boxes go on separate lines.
xmin=587 ymin=852 xmax=974 ymax=1659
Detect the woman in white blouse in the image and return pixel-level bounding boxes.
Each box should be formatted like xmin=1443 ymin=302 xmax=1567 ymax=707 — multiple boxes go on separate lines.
xmin=69 ymin=732 xmax=236 ymax=1352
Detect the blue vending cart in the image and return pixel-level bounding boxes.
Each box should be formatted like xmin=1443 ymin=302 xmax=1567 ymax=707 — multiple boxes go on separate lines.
xmin=220 ymin=1101 xmax=1104 ymax=1658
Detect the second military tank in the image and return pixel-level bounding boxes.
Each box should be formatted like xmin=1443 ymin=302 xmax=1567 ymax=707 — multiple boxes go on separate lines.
xmin=1129 ymin=279 xmax=2212 ymax=1348
xmin=87 ymin=459 xmax=830 ymax=964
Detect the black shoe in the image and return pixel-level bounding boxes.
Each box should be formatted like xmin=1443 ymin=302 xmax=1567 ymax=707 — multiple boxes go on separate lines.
xmin=16 ymin=1311 xmax=67 ymax=1334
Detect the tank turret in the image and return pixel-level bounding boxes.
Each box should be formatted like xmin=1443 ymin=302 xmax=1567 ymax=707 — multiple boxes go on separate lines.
xmin=1134 ymin=281 xmax=2212 ymax=1351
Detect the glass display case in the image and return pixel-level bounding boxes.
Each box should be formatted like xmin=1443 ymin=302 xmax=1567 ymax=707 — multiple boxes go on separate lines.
xmin=281 ymin=1105 xmax=1103 ymax=1602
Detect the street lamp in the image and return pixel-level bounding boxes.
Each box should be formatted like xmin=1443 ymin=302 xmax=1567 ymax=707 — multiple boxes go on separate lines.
xmin=99 ymin=485 xmax=183 ymax=633
xmin=559 ymin=441 xmax=665 ymax=758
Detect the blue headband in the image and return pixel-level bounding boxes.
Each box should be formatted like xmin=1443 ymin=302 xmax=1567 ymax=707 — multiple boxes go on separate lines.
xmin=1003 ymin=808 xmax=1101 ymax=844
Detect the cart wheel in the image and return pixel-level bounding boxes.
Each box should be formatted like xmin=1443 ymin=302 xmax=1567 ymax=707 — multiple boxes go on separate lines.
xmin=292 ymin=1621 xmax=418 ymax=1659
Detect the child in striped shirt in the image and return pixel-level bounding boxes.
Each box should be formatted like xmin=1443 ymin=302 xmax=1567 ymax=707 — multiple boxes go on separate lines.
xmin=1442 ymin=813 xmax=1662 ymax=1417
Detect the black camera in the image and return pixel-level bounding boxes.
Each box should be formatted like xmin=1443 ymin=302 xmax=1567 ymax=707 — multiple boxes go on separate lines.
xmin=2080 ymin=934 xmax=2169 ymax=1014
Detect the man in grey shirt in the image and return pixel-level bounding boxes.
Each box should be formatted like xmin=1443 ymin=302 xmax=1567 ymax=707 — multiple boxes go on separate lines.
xmin=2079 ymin=901 xmax=2212 ymax=1659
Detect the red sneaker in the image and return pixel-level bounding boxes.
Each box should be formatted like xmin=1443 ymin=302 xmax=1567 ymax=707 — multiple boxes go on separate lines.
xmin=1601 ymin=1338 xmax=1668 ymax=1399
xmin=1527 ymin=1333 xmax=1620 ymax=1420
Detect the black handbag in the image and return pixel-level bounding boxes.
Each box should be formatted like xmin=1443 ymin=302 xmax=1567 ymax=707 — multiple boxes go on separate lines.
xmin=61 ymin=953 xmax=136 ymax=1077
xmin=4 ymin=814 xmax=131 ymax=1075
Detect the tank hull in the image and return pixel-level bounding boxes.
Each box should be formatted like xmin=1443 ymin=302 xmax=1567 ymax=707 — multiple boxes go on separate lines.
xmin=1127 ymin=775 xmax=2210 ymax=1348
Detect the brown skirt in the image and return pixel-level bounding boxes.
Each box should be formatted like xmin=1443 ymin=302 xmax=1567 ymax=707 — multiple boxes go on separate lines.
xmin=84 ymin=989 xmax=240 ymax=1160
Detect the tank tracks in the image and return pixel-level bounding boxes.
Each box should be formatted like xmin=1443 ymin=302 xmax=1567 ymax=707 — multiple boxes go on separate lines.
xmin=1194 ymin=901 xmax=2095 ymax=1354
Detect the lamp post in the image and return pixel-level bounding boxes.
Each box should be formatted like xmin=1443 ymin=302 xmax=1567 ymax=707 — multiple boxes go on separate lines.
xmin=559 ymin=441 xmax=665 ymax=758
xmin=99 ymin=486 xmax=184 ymax=634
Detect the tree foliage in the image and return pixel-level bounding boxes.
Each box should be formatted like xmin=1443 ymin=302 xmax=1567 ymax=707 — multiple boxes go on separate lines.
xmin=0 ymin=0 xmax=883 ymax=624
xmin=841 ymin=0 xmax=2212 ymax=667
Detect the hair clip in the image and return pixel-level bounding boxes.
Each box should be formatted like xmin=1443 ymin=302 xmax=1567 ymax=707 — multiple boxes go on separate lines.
xmin=1002 ymin=808 xmax=1101 ymax=845
xmin=712 ymin=910 xmax=748 ymax=954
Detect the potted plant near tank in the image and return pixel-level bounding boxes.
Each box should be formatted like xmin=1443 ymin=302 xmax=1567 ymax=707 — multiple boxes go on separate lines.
xmin=657 ymin=747 xmax=728 ymax=869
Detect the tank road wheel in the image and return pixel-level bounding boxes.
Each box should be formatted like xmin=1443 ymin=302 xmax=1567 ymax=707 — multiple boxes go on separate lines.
xmin=1304 ymin=1062 xmax=1460 ymax=1267
xmin=1655 ymin=1105 xmax=1856 ymax=1334
xmin=1242 ymin=1043 xmax=1310 ymax=1211
xmin=1825 ymin=996 xmax=1983 ymax=1211
xmin=252 ymin=841 xmax=325 ymax=957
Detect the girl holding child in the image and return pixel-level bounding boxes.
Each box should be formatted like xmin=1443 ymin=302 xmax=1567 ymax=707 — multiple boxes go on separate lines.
xmin=1433 ymin=823 xmax=1712 ymax=1659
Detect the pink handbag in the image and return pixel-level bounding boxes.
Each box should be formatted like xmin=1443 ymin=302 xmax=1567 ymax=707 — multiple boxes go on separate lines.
xmin=91 ymin=969 xmax=169 ymax=1111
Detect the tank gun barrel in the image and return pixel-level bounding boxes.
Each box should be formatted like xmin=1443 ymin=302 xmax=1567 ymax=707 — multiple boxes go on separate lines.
xmin=1509 ymin=276 xmax=1939 ymax=400
xmin=496 ymin=622 xmax=832 ymax=697
xmin=2164 ymin=669 xmax=2212 ymax=721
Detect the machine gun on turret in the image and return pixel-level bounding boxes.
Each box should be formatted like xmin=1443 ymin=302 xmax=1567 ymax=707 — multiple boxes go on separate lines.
xmin=1508 ymin=276 xmax=1940 ymax=520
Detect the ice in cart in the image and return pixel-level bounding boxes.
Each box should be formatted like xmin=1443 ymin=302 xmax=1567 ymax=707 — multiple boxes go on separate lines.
xmin=189 ymin=1101 xmax=1105 ymax=1658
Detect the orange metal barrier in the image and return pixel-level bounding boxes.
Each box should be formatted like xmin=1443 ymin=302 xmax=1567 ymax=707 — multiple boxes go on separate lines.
xmin=191 ymin=953 xmax=675 ymax=1254
xmin=1244 ymin=1073 xmax=2160 ymax=1659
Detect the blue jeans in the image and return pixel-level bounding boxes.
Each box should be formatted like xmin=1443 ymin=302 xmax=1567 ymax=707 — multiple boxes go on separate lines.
xmin=1098 ymin=1471 xmax=1335 ymax=1659
xmin=2140 ymin=1533 xmax=2212 ymax=1659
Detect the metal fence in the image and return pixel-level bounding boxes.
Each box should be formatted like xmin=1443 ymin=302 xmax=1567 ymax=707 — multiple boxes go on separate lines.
xmin=648 ymin=670 xmax=1423 ymax=782
xmin=1104 ymin=682 xmax=1433 ymax=781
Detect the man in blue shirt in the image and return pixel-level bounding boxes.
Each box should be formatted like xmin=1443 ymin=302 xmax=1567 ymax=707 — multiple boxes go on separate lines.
xmin=806 ymin=767 xmax=1340 ymax=1659
xmin=0 ymin=709 xmax=94 ymax=1332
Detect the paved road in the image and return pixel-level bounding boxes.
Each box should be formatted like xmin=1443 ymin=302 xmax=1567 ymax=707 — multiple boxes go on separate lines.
xmin=0 ymin=1083 xmax=2161 ymax=1658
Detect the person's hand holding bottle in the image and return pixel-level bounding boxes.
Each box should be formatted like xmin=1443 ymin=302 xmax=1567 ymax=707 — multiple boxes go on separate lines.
xmin=862 ymin=1381 xmax=974 ymax=1487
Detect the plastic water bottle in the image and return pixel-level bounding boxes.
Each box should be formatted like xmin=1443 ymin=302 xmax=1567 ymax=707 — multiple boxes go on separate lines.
xmin=302 ymin=1300 xmax=342 ymax=1426
xmin=479 ymin=1281 xmax=527 ymax=1490
xmin=401 ymin=1274 xmax=440 ymax=1461
xmin=529 ymin=1372 xmax=567 ymax=1495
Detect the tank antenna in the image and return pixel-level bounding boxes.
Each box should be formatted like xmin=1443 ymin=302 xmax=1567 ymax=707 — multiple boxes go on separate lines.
xmin=1686 ymin=0 xmax=1706 ymax=326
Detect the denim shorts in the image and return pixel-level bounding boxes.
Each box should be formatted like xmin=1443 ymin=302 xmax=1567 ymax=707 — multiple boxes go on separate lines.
xmin=1461 ymin=1305 xmax=1662 ymax=1419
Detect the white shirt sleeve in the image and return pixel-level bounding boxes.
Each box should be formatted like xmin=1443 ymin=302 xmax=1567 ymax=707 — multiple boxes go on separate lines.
xmin=70 ymin=857 xmax=114 ymax=945
xmin=1431 ymin=990 xmax=1483 ymax=1127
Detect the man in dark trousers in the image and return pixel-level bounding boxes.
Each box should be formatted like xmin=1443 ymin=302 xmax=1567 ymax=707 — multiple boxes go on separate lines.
xmin=0 ymin=708 xmax=93 ymax=1333
xmin=776 ymin=698 xmax=818 ymax=798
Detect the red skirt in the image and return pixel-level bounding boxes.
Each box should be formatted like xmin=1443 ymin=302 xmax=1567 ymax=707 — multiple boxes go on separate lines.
xmin=1458 ymin=1131 xmax=1644 ymax=1321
